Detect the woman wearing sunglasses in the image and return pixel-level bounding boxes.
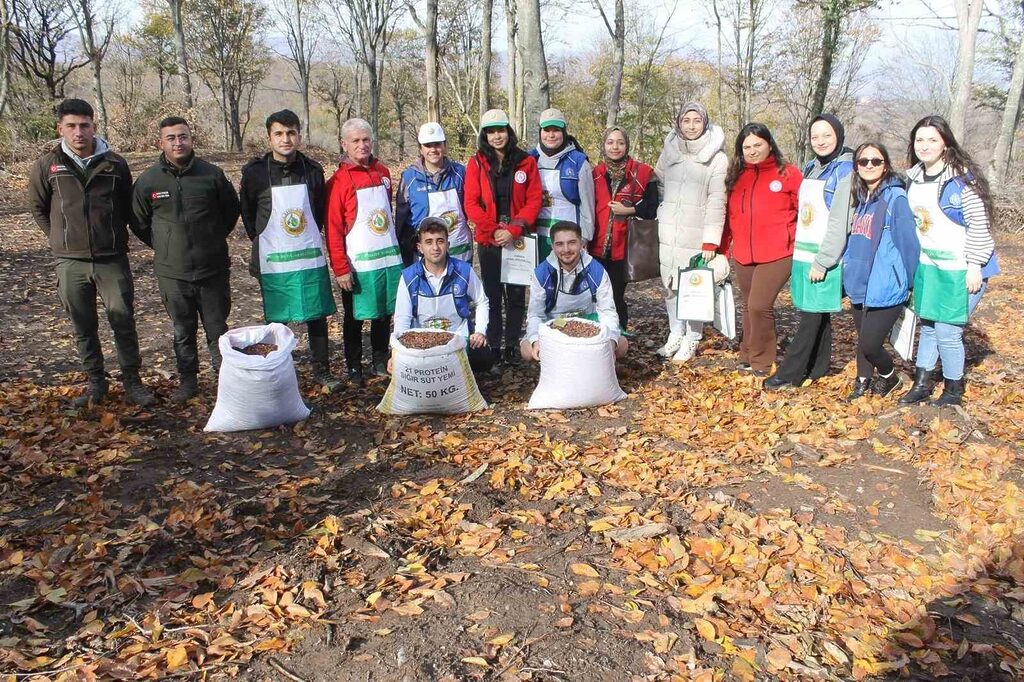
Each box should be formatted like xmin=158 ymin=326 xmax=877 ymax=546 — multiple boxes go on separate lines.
xmin=841 ymin=143 xmax=920 ymax=400
xmin=899 ymin=115 xmax=1000 ymax=406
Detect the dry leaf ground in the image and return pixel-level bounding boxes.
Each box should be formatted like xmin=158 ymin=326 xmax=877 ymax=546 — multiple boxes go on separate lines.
xmin=2 ymin=152 xmax=1023 ymax=681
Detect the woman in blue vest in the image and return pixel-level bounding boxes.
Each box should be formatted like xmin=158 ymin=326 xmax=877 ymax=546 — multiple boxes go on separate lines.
xmin=841 ymin=142 xmax=920 ymax=401
xmin=395 ymin=122 xmax=471 ymax=266
xmin=899 ymin=115 xmax=999 ymax=407
xmin=530 ymin=108 xmax=596 ymax=254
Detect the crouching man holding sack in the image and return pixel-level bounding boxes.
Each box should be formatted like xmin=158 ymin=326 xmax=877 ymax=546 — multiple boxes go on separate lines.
xmin=392 ymin=217 xmax=494 ymax=373
xmin=521 ymin=220 xmax=628 ymax=362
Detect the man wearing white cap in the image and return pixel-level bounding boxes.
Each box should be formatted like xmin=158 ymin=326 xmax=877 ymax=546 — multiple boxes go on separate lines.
xmin=395 ymin=122 xmax=472 ymax=267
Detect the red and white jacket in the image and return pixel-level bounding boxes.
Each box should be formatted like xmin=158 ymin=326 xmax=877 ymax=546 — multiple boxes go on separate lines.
xmin=325 ymin=156 xmax=392 ymax=276
xmin=724 ymin=156 xmax=802 ymax=265
xmin=464 ymin=151 xmax=542 ymax=246
xmin=590 ymin=158 xmax=656 ymax=261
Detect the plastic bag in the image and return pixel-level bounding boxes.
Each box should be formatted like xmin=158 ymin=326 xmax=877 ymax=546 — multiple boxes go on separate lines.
xmin=527 ymin=318 xmax=626 ymax=410
xmin=377 ymin=330 xmax=488 ymax=415
xmin=204 ymin=324 xmax=310 ymax=432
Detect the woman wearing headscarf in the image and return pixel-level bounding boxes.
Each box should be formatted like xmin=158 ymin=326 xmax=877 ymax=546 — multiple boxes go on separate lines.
xmin=764 ymin=114 xmax=854 ymax=389
xmin=589 ymin=126 xmax=659 ymax=330
xmin=654 ymin=102 xmax=729 ymax=363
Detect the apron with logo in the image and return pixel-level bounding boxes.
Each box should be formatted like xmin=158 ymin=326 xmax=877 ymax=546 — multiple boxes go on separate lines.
xmin=790 ymin=177 xmax=842 ymax=313
xmin=414 ymin=277 xmax=469 ymax=336
xmin=547 ymin=273 xmax=598 ymax=324
xmin=908 ymin=181 xmax=969 ymax=324
xmin=537 ymin=167 xmax=579 ymax=262
xmin=258 ymin=183 xmax=337 ymax=323
xmin=426 ymin=187 xmax=472 ymax=261
xmin=348 ymin=184 xmax=403 ymax=320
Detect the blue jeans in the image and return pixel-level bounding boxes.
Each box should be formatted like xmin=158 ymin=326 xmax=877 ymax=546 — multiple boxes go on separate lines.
xmin=916 ymin=281 xmax=987 ymax=380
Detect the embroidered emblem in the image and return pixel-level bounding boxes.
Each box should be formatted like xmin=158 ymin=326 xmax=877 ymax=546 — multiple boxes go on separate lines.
xmin=424 ymin=317 xmax=451 ymax=331
xmin=799 ymin=203 xmax=814 ymax=227
xmin=440 ymin=210 xmax=459 ymax=234
xmin=282 ymin=208 xmax=307 ymax=236
xmin=49 ymin=164 xmax=69 ymax=174
xmin=381 ymin=177 xmax=391 ymax=190
xmin=514 ymin=170 xmax=527 ymax=184
xmin=513 ymin=238 xmax=526 ymax=251
xmin=542 ymin=190 xmax=553 ymax=208
xmin=769 ymin=180 xmax=783 ymax=192
xmin=368 ymin=208 xmax=391 ymax=235
xmin=913 ymin=207 xmax=932 ymax=235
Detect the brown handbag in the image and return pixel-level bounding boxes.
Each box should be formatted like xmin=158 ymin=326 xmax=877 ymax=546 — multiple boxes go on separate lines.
xmin=625 ymin=218 xmax=660 ymax=282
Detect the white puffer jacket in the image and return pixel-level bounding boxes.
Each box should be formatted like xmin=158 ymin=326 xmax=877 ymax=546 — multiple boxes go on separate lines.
xmin=655 ymin=125 xmax=728 ymax=288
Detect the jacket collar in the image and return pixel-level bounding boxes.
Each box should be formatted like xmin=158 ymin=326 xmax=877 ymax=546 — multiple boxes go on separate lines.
xmin=60 ymin=137 xmax=110 ymax=170
xmin=662 ymin=125 xmax=725 ymax=165
xmin=159 ymin=152 xmax=196 ymax=175
xmin=544 ymin=247 xmax=592 ymax=274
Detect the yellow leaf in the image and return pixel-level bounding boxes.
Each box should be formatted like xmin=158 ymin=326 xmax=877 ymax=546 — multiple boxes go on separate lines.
xmin=587 ymin=484 xmax=602 ymax=497
xmin=570 ymin=563 xmax=600 ymax=578
xmin=589 ymin=520 xmax=616 ymax=532
xmin=366 ymin=591 xmax=383 ymax=607
xmin=694 ymin=618 xmax=717 ymax=641
xmin=487 ymin=633 xmax=515 ymax=646
xmin=461 ymin=656 xmax=490 ymax=667
xmin=165 ymin=646 xmax=188 ymax=670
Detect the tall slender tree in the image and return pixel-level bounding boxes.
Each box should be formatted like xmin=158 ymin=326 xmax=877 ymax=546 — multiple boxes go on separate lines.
xmin=949 ymin=0 xmax=985 ymax=138
xmin=516 ymin=0 xmax=548 ymax=143
xmin=275 ymin=0 xmax=322 ymax=137
xmin=405 ymin=0 xmax=441 ymax=121
xmin=990 ymin=0 xmax=1024 ymax=182
xmin=592 ymin=0 xmax=625 ymax=127
xmin=0 ymin=0 xmax=11 ymax=119
xmin=165 ymin=0 xmax=193 ymax=109
xmin=478 ymin=0 xmax=492 ymax=116
xmin=72 ymin=0 xmax=115 ymax=136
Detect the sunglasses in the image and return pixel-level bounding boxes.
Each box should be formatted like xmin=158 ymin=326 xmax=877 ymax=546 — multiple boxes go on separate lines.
xmin=857 ymin=158 xmax=884 ymax=168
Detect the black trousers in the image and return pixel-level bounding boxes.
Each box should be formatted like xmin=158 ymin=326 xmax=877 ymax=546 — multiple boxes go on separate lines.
xmin=774 ymin=311 xmax=832 ymax=383
xmin=341 ymin=290 xmax=390 ymax=369
xmin=467 ymin=344 xmax=495 ymax=373
xmin=477 ymin=245 xmax=526 ymax=350
xmin=595 ymin=256 xmax=628 ymax=330
xmin=158 ymin=272 xmax=231 ymax=376
xmin=851 ymin=303 xmax=903 ymax=378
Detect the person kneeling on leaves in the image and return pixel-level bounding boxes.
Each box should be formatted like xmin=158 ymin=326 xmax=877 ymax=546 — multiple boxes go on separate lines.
xmin=391 ymin=217 xmax=494 ymax=373
xmin=521 ymin=220 xmax=628 ymax=362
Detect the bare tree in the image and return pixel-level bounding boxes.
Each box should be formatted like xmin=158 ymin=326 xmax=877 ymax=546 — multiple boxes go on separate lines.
xmin=405 ymin=0 xmax=441 ymax=121
xmin=718 ymin=0 xmax=774 ymax=126
xmin=516 ymin=0 xmax=548 ymax=143
xmin=313 ymin=60 xmax=359 ymax=151
xmin=505 ymin=0 xmax=523 ymax=130
xmin=478 ymin=0 xmax=492 ymax=116
xmin=798 ymin=0 xmax=877 ymax=122
xmin=274 ymin=0 xmax=322 ymax=137
xmin=165 ymin=0 xmax=193 ymax=109
xmin=628 ymin=0 xmax=680 ymax=158
xmin=385 ymin=29 xmax=424 ymax=157
xmin=130 ymin=10 xmax=177 ymax=100
xmin=0 ymin=0 xmax=11 ymax=119
xmin=989 ymin=0 xmax=1024 ymax=182
xmin=949 ymin=0 xmax=985 ymax=138
xmin=438 ymin=0 xmax=483 ymax=139
xmin=9 ymin=0 xmax=92 ymax=100
xmin=72 ymin=0 xmax=115 ymax=136
xmin=592 ymin=0 xmax=625 ymax=127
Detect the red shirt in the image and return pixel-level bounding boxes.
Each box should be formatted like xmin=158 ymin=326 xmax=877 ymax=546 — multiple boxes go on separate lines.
xmin=464 ymin=151 xmax=542 ymax=246
xmin=724 ymin=157 xmax=802 ymax=265
xmin=590 ymin=158 xmax=655 ymax=261
xmin=325 ymin=156 xmax=392 ymax=276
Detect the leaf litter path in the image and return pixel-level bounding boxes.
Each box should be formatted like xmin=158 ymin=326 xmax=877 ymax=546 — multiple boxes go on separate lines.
xmin=1 ymin=163 xmax=1023 ymax=680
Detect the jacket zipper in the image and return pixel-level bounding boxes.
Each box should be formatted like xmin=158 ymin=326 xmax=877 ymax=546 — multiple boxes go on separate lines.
xmin=747 ymin=167 xmax=759 ymax=262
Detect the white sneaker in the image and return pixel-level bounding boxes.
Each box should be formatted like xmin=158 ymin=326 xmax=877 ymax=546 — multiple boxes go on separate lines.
xmin=672 ymin=337 xmax=701 ymax=364
xmin=656 ymin=332 xmax=684 ymax=357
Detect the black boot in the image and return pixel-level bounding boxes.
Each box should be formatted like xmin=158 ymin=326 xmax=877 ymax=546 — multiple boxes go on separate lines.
xmin=932 ymin=378 xmax=965 ymax=407
xmin=846 ymin=377 xmax=871 ymax=401
xmin=763 ymin=373 xmax=799 ymax=390
xmin=73 ymin=375 xmax=108 ymax=408
xmin=899 ymin=367 xmax=935 ymax=404
xmin=171 ymin=373 xmax=198 ymax=403
xmin=309 ymin=334 xmax=342 ymax=392
xmin=871 ymin=370 xmax=902 ymax=397
xmin=371 ymin=352 xmax=389 ymax=377
xmin=122 ymin=374 xmax=156 ymax=407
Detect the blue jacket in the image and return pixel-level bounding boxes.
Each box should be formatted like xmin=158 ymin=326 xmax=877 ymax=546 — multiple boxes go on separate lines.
xmin=401 ymin=256 xmax=473 ymax=322
xmin=395 ymin=158 xmax=466 ymax=264
xmin=535 ymin=253 xmax=605 ymax=315
xmin=843 ymin=176 xmax=920 ymax=308
xmin=529 ymin=146 xmax=588 ymax=207
xmin=803 ymin=153 xmax=853 ymax=210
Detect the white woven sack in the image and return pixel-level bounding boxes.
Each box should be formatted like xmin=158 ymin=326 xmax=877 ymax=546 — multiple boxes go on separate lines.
xmin=527 ymin=318 xmax=626 ymax=410
xmin=204 ymin=323 xmax=310 ymax=432
xmin=377 ymin=329 xmax=488 ymax=415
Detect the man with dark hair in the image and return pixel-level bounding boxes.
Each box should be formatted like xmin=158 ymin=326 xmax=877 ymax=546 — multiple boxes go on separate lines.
xmin=240 ymin=109 xmax=341 ymax=390
xmin=521 ymin=220 xmax=627 ymax=362
xmin=27 ymin=98 xmax=155 ymax=408
xmin=392 ymin=217 xmax=492 ymax=372
xmin=133 ymin=117 xmax=240 ymax=401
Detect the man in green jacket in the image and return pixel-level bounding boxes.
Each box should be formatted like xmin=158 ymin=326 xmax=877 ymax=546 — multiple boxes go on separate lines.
xmin=133 ymin=116 xmax=241 ymax=401
xmin=27 ymin=99 xmax=155 ymax=408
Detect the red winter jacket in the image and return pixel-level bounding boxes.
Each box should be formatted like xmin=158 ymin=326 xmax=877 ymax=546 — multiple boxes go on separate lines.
xmin=590 ymin=158 xmax=656 ymax=261
xmin=325 ymin=156 xmax=392 ymax=276
xmin=464 ymin=151 xmax=542 ymax=246
xmin=724 ymin=156 xmax=802 ymax=265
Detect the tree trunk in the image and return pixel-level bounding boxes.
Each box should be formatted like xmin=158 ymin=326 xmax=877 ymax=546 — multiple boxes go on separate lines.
xmin=396 ymin=101 xmax=406 ymax=157
xmin=229 ymin=95 xmax=243 ymax=151
xmin=425 ymin=0 xmax=440 ymax=121
xmin=949 ymin=0 xmax=984 ymax=139
xmin=90 ymin=58 xmax=108 ymax=137
xmin=505 ymin=0 xmax=518 ymax=123
xmin=604 ymin=0 xmax=625 ymax=128
xmin=0 ymin=0 xmax=10 ymax=121
xmin=809 ymin=5 xmax=840 ymax=121
xmin=367 ymin=58 xmax=381 ymax=153
xmin=712 ymin=0 xmax=723 ymax=116
xmin=168 ymin=0 xmax=194 ymax=110
xmin=991 ymin=30 xmax=1024 ymax=183
xmin=517 ymin=0 xmax=547 ymax=144
xmin=479 ymin=0 xmax=492 ymax=117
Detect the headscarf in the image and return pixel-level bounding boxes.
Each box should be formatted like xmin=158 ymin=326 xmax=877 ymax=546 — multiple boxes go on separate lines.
xmin=809 ymin=113 xmax=847 ymax=166
xmin=601 ymin=126 xmax=630 ymax=186
xmin=677 ymin=102 xmax=710 ymax=137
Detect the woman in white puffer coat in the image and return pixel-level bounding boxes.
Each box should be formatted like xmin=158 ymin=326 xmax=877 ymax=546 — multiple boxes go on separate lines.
xmin=654 ymin=103 xmax=729 ymax=362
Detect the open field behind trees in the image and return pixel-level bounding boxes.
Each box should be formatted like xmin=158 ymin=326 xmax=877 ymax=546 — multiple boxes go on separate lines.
xmin=1 ymin=153 xmax=1024 ymax=680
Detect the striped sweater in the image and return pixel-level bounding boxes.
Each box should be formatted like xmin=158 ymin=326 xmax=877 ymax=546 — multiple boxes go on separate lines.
xmin=906 ymin=163 xmax=995 ymax=267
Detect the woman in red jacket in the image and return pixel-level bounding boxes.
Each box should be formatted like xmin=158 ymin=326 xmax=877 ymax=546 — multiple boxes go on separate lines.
xmin=590 ymin=126 xmax=659 ymax=330
xmin=465 ymin=108 xmax=543 ymax=365
xmin=724 ymin=123 xmax=802 ymax=374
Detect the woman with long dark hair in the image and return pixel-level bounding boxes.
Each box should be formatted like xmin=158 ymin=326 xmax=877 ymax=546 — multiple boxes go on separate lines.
xmin=842 ymin=142 xmax=920 ymax=400
xmin=590 ymin=126 xmax=659 ymax=330
xmin=724 ymin=123 xmax=802 ymax=375
xmin=464 ymin=109 xmax=543 ymax=365
xmin=898 ymin=115 xmax=1000 ymax=406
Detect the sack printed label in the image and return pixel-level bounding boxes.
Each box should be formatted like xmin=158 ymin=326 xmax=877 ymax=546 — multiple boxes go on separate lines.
xmin=151 ymin=191 xmax=171 ymax=200
xmin=769 ymin=180 xmax=783 ymax=192
xmin=282 ymin=208 xmax=307 ymax=236
xmin=514 ymin=170 xmax=527 ymax=184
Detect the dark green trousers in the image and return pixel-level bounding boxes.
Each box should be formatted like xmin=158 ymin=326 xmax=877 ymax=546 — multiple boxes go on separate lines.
xmin=55 ymin=255 xmax=142 ymax=378
xmin=158 ymin=272 xmax=231 ymax=376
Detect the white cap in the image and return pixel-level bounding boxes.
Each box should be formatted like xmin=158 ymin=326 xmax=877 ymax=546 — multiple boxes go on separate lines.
xmin=417 ymin=122 xmax=446 ymax=144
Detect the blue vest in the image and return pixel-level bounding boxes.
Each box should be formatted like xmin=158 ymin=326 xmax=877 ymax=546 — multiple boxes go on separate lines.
xmin=536 ymin=257 xmax=605 ymax=315
xmin=400 ymin=160 xmax=466 ymax=229
xmin=529 ymin=147 xmax=588 ymax=207
xmin=803 ymin=156 xmax=853 ymax=210
xmin=937 ymin=175 xmax=1001 ymax=278
xmin=401 ymin=257 xmax=473 ymax=322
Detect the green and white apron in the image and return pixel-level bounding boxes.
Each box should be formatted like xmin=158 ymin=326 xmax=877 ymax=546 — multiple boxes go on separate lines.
xmin=908 ymin=181 xmax=969 ymax=324
xmin=414 ymin=279 xmax=469 ymax=336
xmin=537 ymin=168 xmax=578 ymax=261
xmin=427 ymin=187 xmax=472 ymax=261
xmin=349 ymin=184 xmax=403 ymax=320
xmin=790 ymin=177 xmax=842 ymax=313
xmin=258 ymin=183 xmax=337 ymax=323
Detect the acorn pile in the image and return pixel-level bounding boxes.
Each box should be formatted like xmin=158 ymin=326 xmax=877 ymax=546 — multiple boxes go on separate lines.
xmin=399 ymin=330 xmax=455 ymax=349
xmin=234 ymin=342 xmax=278 ymax=356
xmin=555 ymin=319 xmax=600 ymax=338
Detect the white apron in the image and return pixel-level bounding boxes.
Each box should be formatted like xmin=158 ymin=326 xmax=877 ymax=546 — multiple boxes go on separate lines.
xmin=791 ymin=177 xmax=842 ymax=313
xmin=258 ymin=183 xmax=336 ymax=322
xmin=426 ymin=187 xmax=472 ymax=261
xmin=546 ymin=276 xmax=598 ymax=323
xmin=414 ymin=283 xmax=468 ymax=336
xmin=537 ymin=168 xmax=579 ymax=260
xmin=348 ymin=184 xmax=403 ymax=320
xmin=907 ymin=181 xmax=968 ymax=324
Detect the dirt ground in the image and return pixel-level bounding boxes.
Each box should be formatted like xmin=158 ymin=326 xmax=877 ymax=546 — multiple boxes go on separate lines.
xmin=2 ymin=152 xmax=1024 ymax=681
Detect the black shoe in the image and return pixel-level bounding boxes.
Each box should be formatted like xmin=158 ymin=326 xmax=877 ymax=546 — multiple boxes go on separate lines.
xmin=171 ymin=374 xmax=198 ymax=403
xmin=932 ymin=378 xmax=965 ymax=407
xmin=346 ymin=367 xmax=364 ymax=386
xmin=73 ymin=376 xmax=108 ymax=408
xmin=371 ymin=353 xmax=389 ymax=377
xmin=763 ymin=373 xmax=797 ymax=390
xmin=503 ymin=347 xmax=519 ymax=365
xmin=899 ymin=367 xmax=935 ymax=404
xmin=846 ymin=377 xmax=871 ymax=401
xmin=122 ymin=375 xmax=156 ymax=408
xmin=871 ymin=371 xmax=902 ymax=397
xmin=313 ymin=368 xmax=343 ymax=392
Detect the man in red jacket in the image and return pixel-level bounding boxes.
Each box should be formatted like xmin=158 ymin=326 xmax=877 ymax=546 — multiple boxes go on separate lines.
xmin=325 ymin=118 xmax=402 ymax=383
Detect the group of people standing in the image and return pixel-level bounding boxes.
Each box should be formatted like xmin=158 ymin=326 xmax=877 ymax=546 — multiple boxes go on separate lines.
xmin=29 ymin=96 xmax=998 ymax=411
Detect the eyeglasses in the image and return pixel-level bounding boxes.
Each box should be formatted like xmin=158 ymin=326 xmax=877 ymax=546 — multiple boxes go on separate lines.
xmin=857 ymin=158 xmax=884 ymax=168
